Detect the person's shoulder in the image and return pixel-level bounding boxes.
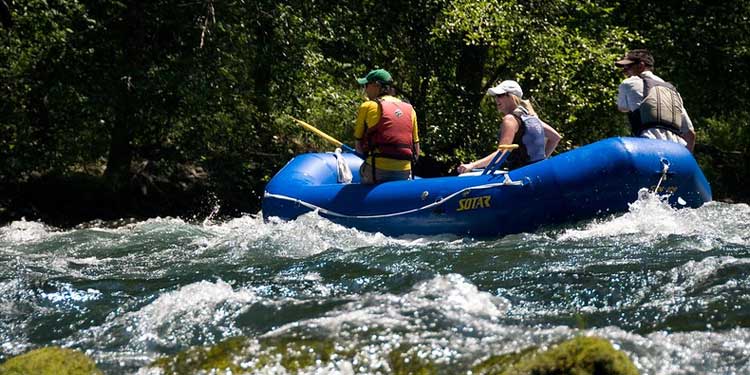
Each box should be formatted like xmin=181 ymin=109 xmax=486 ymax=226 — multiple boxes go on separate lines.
xmin=383 ymin=95 xmax=416 ymax=109
xmin=381 ymin=95 xmax=402 ymax=103
xmin=502 ymin=113 xmax=520 ymax=124
xmin=618 ymin=76 xmax=641 ymax=92
xmin=642 ymin=71 xmax=666 ymax=82
xmin=359 ymin=100 xmax=379 ymax=110
xmin=621 ymin=76 xmax=642 ymax=85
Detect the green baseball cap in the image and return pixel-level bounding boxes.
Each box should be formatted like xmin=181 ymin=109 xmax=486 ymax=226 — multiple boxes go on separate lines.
xmin=357 ymin=69 xmax=392 ymax=85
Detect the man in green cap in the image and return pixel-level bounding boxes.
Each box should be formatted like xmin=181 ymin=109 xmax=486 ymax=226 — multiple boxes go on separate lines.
xmin=354 ymin=69 xmax=420 ymax=184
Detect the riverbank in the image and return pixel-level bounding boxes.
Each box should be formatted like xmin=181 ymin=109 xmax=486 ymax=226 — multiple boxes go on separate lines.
xmin=0 ymin=146 xmax=744 ymax=228
xmin=0 ymin=162 xmax=260 ymax=228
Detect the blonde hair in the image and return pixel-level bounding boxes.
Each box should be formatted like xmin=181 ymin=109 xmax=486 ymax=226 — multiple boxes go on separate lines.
xmin=509 ymin=94 xmax=537 ymax=116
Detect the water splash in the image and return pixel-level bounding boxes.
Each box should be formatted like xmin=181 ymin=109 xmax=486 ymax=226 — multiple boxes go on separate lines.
xmin=0 ymin=219 xmax=57 ymax=246
xmin=644 ymin=256 xmax=750 ymax=316
xmin=72 ymin=279 xmax=257 ymax=355
xmin=195 ymin=212 xmax=476 ymax=259
xmin=260 ymin=274 xmax=513 ymax=362
xmin=557 ymin=192 xmax=749 ymax=250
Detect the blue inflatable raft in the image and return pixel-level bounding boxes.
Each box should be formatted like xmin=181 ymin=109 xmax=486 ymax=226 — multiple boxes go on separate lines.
xmin=262 ymin=137 xmax=712 ymax=237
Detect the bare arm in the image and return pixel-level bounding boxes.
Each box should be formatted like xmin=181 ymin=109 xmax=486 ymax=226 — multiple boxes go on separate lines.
xmin=457 ymin=149 xmax=500 ymax=174
xmin=457 ymin=115 xmax=518 ymax=174
xmin=541 ymin=121 xmax=561 ymax=158
xmin=680 ymin=106 xmax=695 ymax=152
xmin=617 ymin=79 xmax=638 ymax=112
xmin=682 ymin=128 xmax=696 ymax=152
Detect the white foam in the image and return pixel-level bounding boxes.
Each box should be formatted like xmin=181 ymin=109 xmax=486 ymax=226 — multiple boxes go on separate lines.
xmin=193 ymin=212 xmax=475 ymax=259
xmin=0 ymin=219 xmax=56 ymax=244
xmin=94 ymin=279 xmax=260 ymax=350
xmin=267 ymin=273 xmax=510 ymax=339
xmin=40 ymin=283 xmax=102 ymax=304
xmin=595 ymin=327 xmax=750 ymax=375
xmin=556 ymin=192 xmax=747 ymax=250
xmin=559 ymin=192 xmax=687 ymax=240
xmin=645 ymin=256 xmax=750 ymax=312
xmin=408 ymin=274 xmax=509 ymax=318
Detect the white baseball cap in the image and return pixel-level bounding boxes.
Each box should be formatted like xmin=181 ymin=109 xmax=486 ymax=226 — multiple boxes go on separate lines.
xmin=487 ymin=80 xmax=523 ymax=98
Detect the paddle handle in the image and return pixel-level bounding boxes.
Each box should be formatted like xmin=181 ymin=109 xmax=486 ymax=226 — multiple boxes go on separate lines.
xmin=482 ymin=144 xmax=518 ymax=175
xmin=497 ymin=144 xmax=519 ymax=151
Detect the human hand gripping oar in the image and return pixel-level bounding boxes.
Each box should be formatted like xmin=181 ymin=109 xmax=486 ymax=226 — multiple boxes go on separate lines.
xmin=287 ymin=115 xmax=363 ymax=158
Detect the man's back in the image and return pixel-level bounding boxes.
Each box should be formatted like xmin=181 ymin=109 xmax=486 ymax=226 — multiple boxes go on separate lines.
xmin=617 ymin=71 xmax=665 ymax=112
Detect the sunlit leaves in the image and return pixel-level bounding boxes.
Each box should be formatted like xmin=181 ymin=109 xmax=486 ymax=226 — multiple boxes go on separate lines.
xmin=3 ymin=0 xmax=748 ymax=203
xmin=433 ymin=0 xmax=519 ymax=47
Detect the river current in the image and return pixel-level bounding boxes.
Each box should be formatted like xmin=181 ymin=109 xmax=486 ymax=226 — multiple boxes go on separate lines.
xmin=1 ymin=193 xmax=749 ymax=374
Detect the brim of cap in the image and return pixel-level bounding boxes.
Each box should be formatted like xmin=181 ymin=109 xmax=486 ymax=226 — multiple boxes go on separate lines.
xmin=615 ymin=58 xmax=635 ymax=67
xmin=356 ymin=78 xmax=368 ymax=85
xmin=487 ymin=87 xmax=506 ymax=96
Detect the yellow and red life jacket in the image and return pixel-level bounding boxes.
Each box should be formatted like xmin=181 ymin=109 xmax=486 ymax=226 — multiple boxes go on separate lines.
xmin=363 ymin=99 xmax=415 ymax=160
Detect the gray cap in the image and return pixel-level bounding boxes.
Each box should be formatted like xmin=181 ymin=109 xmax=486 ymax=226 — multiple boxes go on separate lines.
xmin=487 ymin=80 xmax=523 ymax=97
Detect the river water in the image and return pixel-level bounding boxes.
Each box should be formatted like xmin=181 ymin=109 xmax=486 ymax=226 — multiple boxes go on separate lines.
xmin=1 ymin=193 xmax=749 ymax=374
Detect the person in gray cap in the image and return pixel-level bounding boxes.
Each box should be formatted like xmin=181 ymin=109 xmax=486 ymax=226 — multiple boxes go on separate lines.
xmin=615 ymin=49 xmax=695 ymax=151
xmin=457 ymin=80 xmax=561 ymax=173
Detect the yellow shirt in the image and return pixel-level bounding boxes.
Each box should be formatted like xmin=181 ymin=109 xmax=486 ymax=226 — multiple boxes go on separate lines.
xmin=354 ymin=95 xmax=419 ymax=171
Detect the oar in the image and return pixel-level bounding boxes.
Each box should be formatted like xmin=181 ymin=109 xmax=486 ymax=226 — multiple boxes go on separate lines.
xmin=287 ymin=115 xmax=361 ymax=157
xmin=482 ymin=144 xmax=519 ymax=175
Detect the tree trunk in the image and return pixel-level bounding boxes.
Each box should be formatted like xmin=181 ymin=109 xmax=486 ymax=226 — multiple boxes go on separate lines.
xmin=104 ymin=1 xmax=146 ymax=190
xmin=455 ymin=43 xmax=488 ymax=108
xmin=453 ymin=43 xmax=489 ymax=140
xmin=252 ymin=8 xmax=274 ymax=135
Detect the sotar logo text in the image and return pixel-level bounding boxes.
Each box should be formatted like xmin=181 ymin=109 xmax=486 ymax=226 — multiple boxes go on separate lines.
xmin=456 ymin=195 xmax=491 ymax=211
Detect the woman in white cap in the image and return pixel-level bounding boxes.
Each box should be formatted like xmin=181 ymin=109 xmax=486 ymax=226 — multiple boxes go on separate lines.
xmin=457 ymin=80 xmax=561 ymax=173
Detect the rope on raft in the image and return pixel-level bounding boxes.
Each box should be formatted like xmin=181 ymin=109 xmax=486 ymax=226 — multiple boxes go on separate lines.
xmin=264 ymin=175 xmax=524 ymax=219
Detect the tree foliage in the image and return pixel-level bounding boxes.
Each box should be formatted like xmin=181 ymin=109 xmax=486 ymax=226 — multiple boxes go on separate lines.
xmin=1 ymin=0 xmax=747 ymax=223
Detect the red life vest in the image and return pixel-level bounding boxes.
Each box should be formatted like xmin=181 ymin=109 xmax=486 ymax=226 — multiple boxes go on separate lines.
xmin=363 ymin=99 xmax=415 ymax=160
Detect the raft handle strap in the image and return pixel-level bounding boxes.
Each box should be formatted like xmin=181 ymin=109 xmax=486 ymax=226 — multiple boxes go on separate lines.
xmin=652 ymin=158 xmax=670 ymax=193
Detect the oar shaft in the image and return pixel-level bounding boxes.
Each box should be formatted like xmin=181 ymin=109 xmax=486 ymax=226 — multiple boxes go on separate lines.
xmin=290 ymin=116 xmax=343 ymax=147
xmin=288 ymin=115 xmax=359 ymax=156
xmin=482 ymin=144 xmax=518 ymax=175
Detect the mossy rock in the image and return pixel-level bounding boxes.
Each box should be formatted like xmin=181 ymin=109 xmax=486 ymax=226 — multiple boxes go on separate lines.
xmin=387 ymin=347 xmax=437 ymax=375
xmin=472 ymin=336 xmax=639 ymax=375
xmin=0 ymin=346 xmax=102 ymax=375
xmin=472 ymin=346 xmax=540 ymax=375
xmin=151 ymin=336 xmax=250 ymax=375
xmin=261 ymin=336 xmax=337 ymax=372
xmin=152 ymin=335 xmax=342 ymax=374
